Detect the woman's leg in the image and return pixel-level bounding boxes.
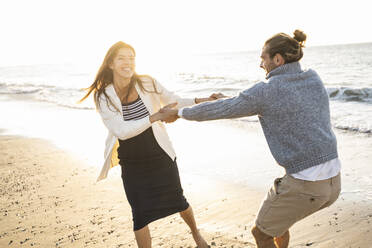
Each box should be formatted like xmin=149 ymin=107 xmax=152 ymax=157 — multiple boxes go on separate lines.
xmin=179 ymin=206 xmax=209 ymax=248
xmin=134 ymin=225 xmax=151 ymax=248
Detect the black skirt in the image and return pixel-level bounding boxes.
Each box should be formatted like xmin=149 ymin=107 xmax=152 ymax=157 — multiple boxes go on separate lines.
xmin=118 ymin=127 xmax=189 ymax=231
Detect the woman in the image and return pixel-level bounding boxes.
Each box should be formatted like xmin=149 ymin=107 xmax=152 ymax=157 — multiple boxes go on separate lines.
xmin=80 ymin=41 xmax=221 ymax=248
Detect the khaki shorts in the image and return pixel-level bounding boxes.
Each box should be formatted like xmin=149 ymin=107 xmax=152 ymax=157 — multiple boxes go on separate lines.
xmin=255 ymin=173 xmax=341 ymax=237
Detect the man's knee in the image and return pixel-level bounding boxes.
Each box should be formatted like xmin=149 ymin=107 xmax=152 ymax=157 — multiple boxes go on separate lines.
xmin=251 ymin=225 xmax=273 ymax=241
xmin=251 ymin=226 xmax=276 ymax=248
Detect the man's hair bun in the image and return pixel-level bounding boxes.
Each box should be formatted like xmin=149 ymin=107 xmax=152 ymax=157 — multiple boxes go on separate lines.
xmin=293 ymin=30 xmax=306 ymax=46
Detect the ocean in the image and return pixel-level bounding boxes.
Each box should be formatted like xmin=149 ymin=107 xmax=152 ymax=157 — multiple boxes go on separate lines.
xmin=1 ymin=42 xmax=371 ymax=134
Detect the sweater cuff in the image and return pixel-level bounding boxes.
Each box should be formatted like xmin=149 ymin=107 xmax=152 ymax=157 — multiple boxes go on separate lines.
xmin=178 ymin=108 xmax=185 ymax=118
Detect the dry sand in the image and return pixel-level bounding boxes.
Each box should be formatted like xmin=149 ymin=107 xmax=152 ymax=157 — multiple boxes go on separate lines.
xmin=1 ymin=129 xmax=372 ymax=247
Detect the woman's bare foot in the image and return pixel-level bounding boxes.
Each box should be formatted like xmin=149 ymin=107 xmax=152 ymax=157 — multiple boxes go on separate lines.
xmin=192 ymin=231 xmax=209 ymax=248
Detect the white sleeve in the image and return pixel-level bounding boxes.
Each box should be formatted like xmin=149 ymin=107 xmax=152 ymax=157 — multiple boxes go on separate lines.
xmin=97 ymin=95 xmax=152 ymax=140
xmin=178 ymin=108 xmax=185 ymax=118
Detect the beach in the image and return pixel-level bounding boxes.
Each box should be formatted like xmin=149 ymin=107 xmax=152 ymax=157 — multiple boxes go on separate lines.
xmin=1 ymin=42 xmax=372 ymax=247
xmin=1 ymin=97 xmax=372 ymax=247
xmin=1 ymin=0 xmax=372 ymax=245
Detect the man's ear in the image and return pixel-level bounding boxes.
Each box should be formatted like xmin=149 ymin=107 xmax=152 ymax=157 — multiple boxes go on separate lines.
xmin=274 ymin=53 xmax=285 ymax=66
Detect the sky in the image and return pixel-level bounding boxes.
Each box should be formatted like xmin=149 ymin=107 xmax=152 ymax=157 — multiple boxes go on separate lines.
xmin=1 ymin=0 xmax=371 ymax=67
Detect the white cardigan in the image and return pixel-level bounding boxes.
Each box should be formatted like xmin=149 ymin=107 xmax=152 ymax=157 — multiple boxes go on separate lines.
xmin=96 ymin=76 xmax=195 ymax=182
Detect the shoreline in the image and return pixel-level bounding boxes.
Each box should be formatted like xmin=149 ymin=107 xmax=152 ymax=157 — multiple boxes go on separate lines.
xmin=1 ymin=135 xmax=372 ymax=247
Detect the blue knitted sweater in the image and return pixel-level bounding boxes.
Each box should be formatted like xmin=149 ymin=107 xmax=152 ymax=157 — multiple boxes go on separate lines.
xmin=182 ymin=62 xmax=338 ymax=174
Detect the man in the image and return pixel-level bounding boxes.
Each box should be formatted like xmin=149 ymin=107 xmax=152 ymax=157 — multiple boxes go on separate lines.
xmin=160 ymin=30 xmax=341 ymax=248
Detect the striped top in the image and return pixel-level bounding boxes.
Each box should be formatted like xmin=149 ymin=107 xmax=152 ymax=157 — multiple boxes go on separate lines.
xmin=122 ymin=96 xmax=150 ymax=121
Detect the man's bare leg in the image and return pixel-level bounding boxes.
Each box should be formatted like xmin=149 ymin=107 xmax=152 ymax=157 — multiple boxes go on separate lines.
xmin=251 ymin=226 xmax=276 ymax=248
xmin=274 ymin=231 xmax=289 ymax=248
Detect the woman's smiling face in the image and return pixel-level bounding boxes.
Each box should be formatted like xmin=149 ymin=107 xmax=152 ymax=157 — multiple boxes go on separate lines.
xmin=110 ymin=47 xmax=136 ymax=79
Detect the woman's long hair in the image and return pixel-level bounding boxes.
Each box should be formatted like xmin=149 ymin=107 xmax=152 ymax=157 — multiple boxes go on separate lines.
xmin=79 ymin=41 xmax=158 ymax=112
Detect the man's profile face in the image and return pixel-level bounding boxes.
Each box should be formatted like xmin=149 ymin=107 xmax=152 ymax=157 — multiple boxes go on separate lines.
xmin=260 ymin=46 xmax=278 ymax=75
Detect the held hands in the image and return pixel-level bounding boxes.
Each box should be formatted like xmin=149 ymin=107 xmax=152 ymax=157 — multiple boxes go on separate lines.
xmin=195 ymin=92 xmax=228 ymax=104
xmin=151 ymin=92 xmax=228 ymax=124
xmin=209 ymin=92 xmax=227 ymax=100
xmin=158 ymin=103 xmax=179 ymax=123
